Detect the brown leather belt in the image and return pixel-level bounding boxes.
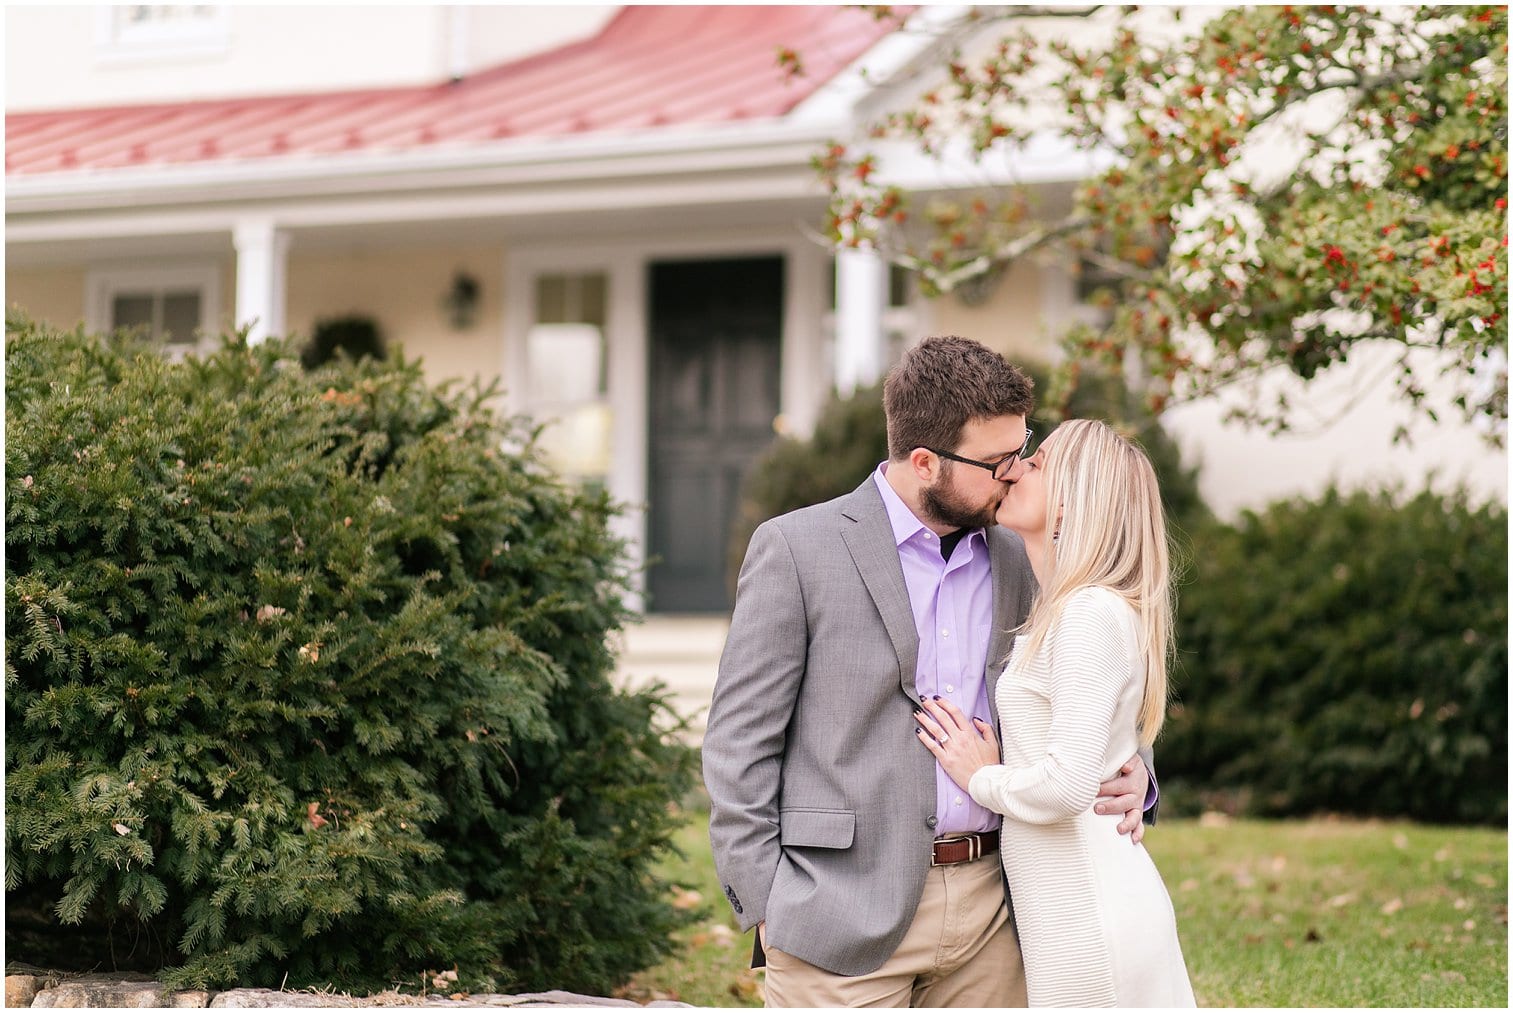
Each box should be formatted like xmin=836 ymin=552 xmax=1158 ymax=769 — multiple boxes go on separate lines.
xmin=931 ymin=830 xmax=999 ymax=866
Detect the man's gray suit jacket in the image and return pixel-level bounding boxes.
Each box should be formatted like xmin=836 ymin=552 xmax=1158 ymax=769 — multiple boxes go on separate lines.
xmin=702 ymin=476 xmax=1038 ymax=977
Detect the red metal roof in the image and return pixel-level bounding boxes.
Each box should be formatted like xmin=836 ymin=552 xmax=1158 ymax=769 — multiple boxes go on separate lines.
xmin=5 ymin=6 xmax=906 ymax=176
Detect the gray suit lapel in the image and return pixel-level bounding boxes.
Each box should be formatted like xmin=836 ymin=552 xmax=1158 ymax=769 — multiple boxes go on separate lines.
xmin=985 ymin=527 xmax=1024 ymax=723
xmin=839 ymin=480 xmax=920 ymax=699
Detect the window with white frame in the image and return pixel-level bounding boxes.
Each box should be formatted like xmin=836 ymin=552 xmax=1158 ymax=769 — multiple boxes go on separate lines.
xmin=87 ymin=264 xmax=221 ymax=360
xmin=95 ymin=5 xmax=230 ymax=63
xmin=526 ymin=272 xmax=612 ymax=482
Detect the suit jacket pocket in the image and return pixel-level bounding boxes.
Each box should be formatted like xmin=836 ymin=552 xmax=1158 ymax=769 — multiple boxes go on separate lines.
xmin=779 ymin=807 xmax=855 ymax=849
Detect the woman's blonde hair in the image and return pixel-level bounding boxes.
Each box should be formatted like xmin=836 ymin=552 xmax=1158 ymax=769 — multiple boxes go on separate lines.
xmin=1019 ymin=419 xmax=1173 ymax=746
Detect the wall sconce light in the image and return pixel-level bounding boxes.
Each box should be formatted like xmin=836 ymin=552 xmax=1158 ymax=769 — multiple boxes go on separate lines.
xmin=443 ymin=270 xmax=480 ymax=330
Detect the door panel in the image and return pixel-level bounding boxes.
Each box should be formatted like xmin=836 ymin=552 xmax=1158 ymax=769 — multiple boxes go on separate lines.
xmin=647 ymin=257 xmax=783 ymax=613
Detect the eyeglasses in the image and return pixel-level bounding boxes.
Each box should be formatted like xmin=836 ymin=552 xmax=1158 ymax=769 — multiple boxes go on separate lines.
xmin=924 ymin=429 xmax=1034 ymax=482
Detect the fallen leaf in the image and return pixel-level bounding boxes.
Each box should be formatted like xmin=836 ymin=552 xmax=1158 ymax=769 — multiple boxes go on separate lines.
xmin=256 ymin=604 xmax=287 ymax=623
xmin=307 ymin=802 xmax=329 ymax=829
xmin=1179 ymin=878 xmax=1199 ymax=892
xmin=671 ymin=887 xmax=703 ymax=910
xmin=1198 ymin=811 xmax=1231 ymax=828
xmin=1440 ymin=971 xmax=1466 ymax=983
xmin=728 ymin=973 xmax=761 ymax=1000
xmin=1392 ymin=832 xmax=1409 ymax=849
xmin=1453 ymin=897 xmax=1470 ymax=911
xmin=1327 ymin=893 xmax=1356 ymax=907
xmin=22 ymin=475 xmax=33 ymax=488
xmin=1462 ymin=919 xmax=1476 ymax=931
xmin=1381 ymin=897 xmax=1404 ymax=915
xmin=113 ymin=822 xmax=131 ymax=835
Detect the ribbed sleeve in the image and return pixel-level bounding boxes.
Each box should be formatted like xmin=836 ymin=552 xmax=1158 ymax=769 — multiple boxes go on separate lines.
xmin=967 ymin=587 xmax=1131 ymax=824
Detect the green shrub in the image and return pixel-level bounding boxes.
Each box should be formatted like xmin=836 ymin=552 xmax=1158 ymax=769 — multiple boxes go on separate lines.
xmin=5 ymin=315 xmax=695 ymax=993
xmin=729 ymin=361 xmax=1208 ymax=587
xmin=1161 ymin=487 xmax=1507 ymax=825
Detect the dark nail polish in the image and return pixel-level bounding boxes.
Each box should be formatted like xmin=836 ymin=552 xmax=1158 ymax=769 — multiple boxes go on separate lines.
xmin=932 ymin=695 xmax=942 ymax=701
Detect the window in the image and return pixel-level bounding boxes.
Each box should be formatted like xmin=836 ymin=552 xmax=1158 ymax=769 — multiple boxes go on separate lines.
xmin=87 ymin=264 xmax=221 ymax=361
xmin=95 ymin=5 xmax=230 ymax=63
xmin=526 ymin=273 xmax=612 ymax=481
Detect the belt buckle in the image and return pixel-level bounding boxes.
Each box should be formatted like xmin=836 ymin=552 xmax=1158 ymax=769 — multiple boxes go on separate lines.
xmin=931 ymin=833 xmax=980 ymax=867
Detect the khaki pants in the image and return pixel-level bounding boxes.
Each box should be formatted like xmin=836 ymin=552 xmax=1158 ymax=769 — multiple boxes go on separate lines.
xmin=762 ymin=853 xmax=1027 ymax=1008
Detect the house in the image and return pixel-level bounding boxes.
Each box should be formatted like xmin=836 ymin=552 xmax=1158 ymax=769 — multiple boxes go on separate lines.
xmin=6 ymin=5 xmax=1505 ymax=620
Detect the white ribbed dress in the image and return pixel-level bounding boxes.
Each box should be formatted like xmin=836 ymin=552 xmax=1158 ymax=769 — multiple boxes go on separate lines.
xmin=967 ymin=586 xmax=1195 ymax=1008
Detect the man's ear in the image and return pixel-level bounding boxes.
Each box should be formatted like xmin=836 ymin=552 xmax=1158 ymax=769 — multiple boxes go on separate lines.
xmin=907 ymin=447 xmax=937 ymax=482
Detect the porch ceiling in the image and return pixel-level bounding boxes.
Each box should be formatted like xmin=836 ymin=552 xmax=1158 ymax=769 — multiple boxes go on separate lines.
xmin=3 ymin=186 xmax=835 ymax=269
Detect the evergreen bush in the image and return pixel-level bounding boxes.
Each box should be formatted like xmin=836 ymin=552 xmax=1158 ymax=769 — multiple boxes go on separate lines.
xmin=1161 ymin=487 xmax=1507 ymax=825
xmin=729 ymin=360 xmax=1208 ymax=588
xmin=5 ymin=315 xmax=695 ymax=993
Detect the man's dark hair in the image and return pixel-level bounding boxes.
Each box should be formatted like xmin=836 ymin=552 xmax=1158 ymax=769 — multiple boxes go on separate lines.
xmin=882 ymin=335 xmax=1034 ymax=460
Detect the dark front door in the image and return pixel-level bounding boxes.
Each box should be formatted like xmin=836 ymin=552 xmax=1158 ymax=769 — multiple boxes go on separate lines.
xmin=648 ymin=257 xmax=783 ymax=613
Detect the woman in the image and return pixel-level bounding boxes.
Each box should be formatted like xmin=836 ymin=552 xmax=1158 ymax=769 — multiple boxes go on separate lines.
xmin=915 ymin=418 xmax=1196 ymax=1007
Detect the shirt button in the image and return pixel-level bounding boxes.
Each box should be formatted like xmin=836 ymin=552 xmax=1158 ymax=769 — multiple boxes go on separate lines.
xmin=924 ymin=532 xmax=934 ymax=539
xmin=941 ymin=629 xmax=950 ymax=638
xmin=945 ymin=684 xmax=955 ymax=693
xmin=953 ymin=797 xmax=963 ymax=807
xmin=925 ymin=815 xmax=938 ymax=829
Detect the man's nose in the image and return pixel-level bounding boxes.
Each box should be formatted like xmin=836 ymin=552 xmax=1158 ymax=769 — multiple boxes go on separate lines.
xmin=1000 ymin=457 xmax=1028 ymax=484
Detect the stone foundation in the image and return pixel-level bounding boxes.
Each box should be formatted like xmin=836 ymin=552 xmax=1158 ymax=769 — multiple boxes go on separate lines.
xmin=4 ymin=971 xmax=690 ymax=1009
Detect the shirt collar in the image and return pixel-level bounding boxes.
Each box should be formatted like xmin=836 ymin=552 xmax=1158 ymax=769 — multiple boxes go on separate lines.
xmin=872 ymin=463 xmax=986 ymax=554
xmin=872 ymin=463 xmax=928 ymax=548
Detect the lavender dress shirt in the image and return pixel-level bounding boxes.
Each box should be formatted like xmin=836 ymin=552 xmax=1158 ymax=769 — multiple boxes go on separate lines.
xmin=873 ymin=465 xmax=1000 ymax=836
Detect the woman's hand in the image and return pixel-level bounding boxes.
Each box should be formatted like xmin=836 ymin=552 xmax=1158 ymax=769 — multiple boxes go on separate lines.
xmin=915 ymin=696 xmax=1001 ymax=791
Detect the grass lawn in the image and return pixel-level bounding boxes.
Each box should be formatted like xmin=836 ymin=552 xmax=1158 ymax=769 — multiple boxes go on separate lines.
xmin=621 ymin=811 xmax=1506 ymax=1007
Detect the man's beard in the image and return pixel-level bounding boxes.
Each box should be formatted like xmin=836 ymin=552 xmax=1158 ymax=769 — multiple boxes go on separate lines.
xmin=920 ymin=471 xmax=1001 ymax=531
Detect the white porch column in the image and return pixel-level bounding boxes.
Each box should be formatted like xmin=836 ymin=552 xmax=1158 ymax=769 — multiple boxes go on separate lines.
xmin=834 ymin=245 xmax=888 ymax=394
xmin=233 ymin=220 xmax=290 ymax=344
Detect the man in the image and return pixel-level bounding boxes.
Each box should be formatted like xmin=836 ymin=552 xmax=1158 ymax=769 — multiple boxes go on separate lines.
xmin=703 ymin=336 xmax=1152 ymax=1007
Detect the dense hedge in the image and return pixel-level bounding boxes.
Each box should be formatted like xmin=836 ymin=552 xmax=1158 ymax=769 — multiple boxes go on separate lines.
xmin=1161 ymin=487 xmax=1507 ymax=825
xmin=5 ymin=316 xmax=695 ymax=993
xmin=729 ymin=362 xmax=1208 ymax=588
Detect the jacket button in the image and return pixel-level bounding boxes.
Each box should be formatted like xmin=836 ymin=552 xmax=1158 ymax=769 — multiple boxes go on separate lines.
xmin=925 ymin=815 xmax=938 ymax=829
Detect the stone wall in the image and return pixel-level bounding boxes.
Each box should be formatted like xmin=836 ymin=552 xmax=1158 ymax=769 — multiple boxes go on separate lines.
xmin=4 ymin=970 xmax=690 ymax=1009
